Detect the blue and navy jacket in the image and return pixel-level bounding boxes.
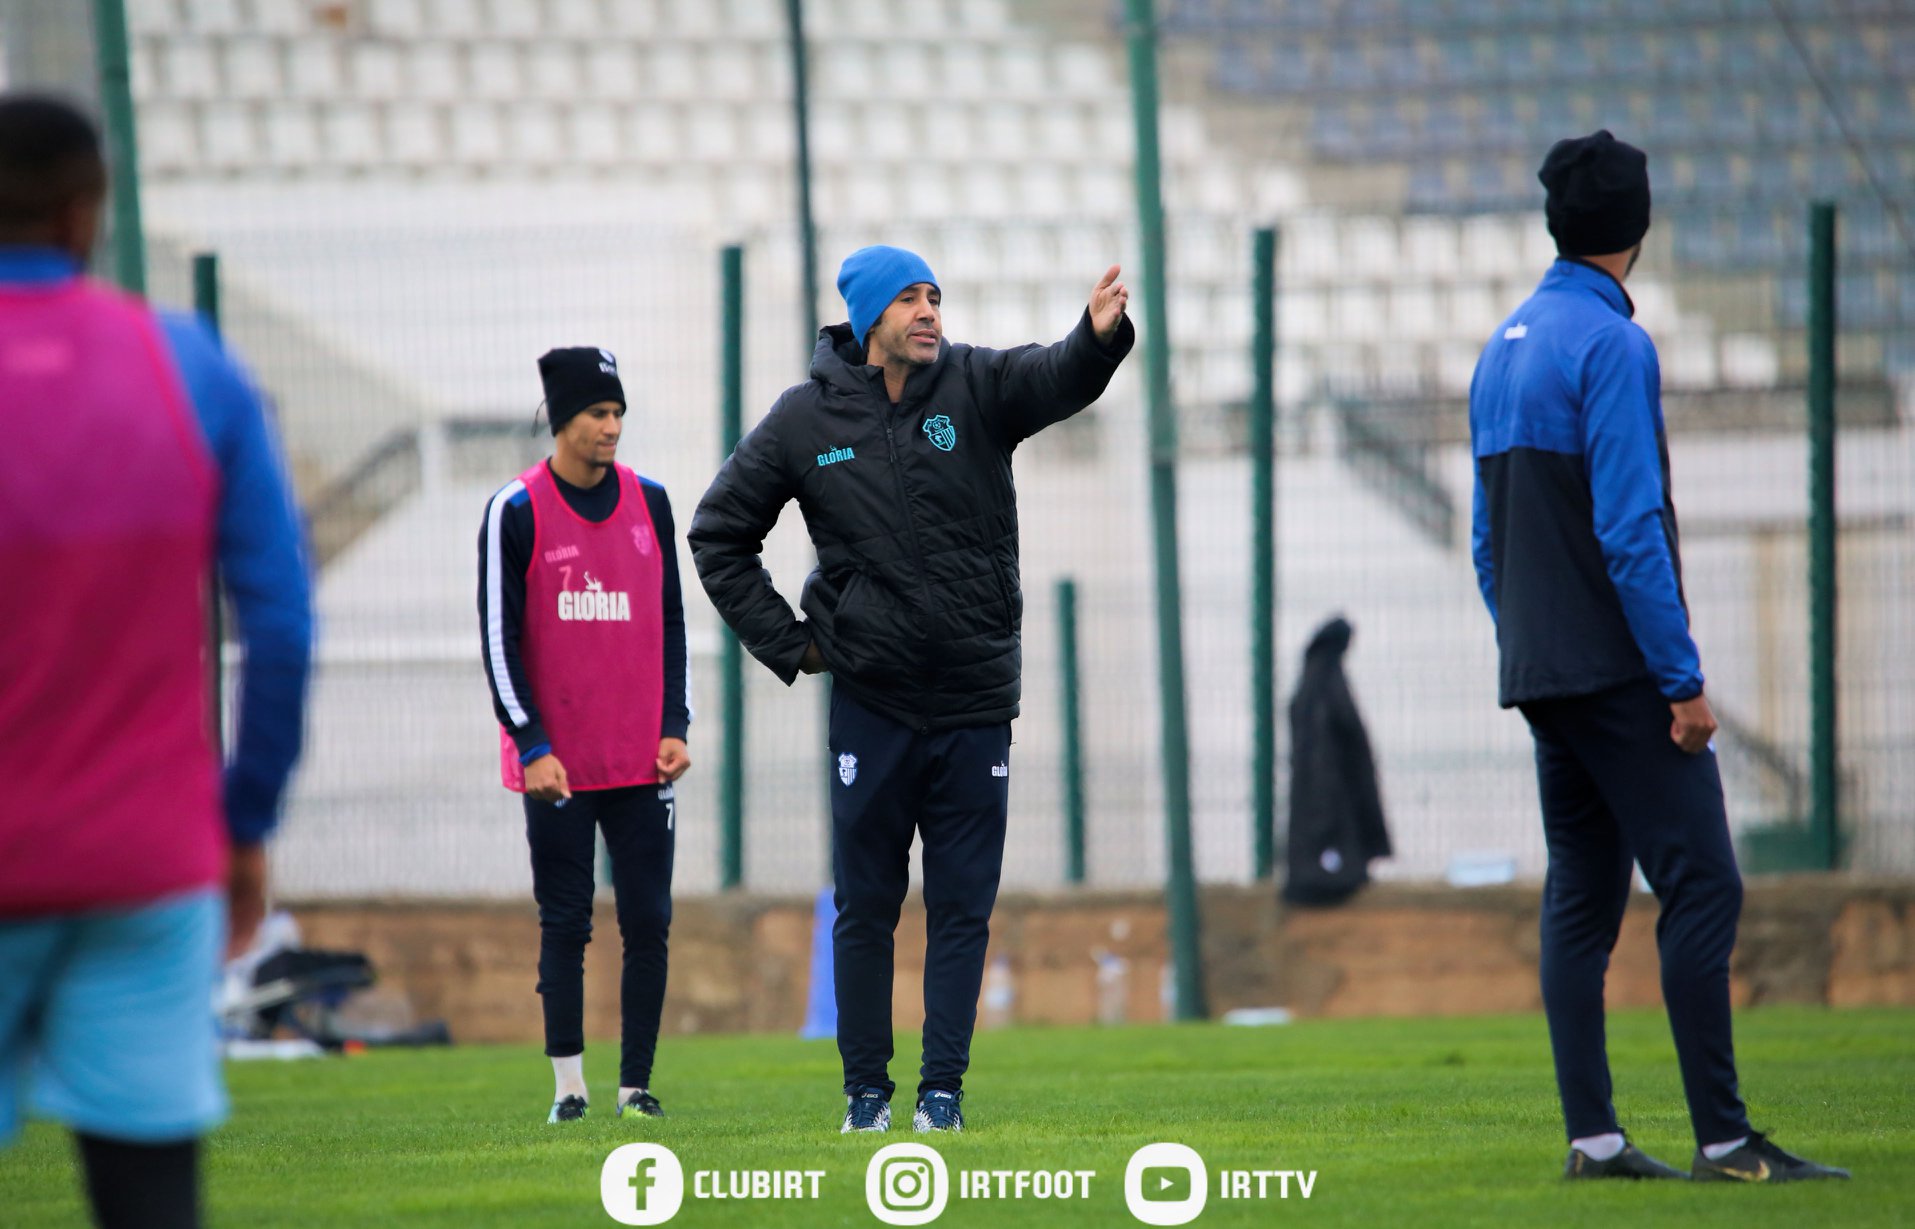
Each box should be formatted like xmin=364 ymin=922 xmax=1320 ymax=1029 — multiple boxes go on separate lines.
xmin=0 ymin=247 xmax=313 ymax=844
xmin=1469 ymin=258 xmax=1703 ymax=708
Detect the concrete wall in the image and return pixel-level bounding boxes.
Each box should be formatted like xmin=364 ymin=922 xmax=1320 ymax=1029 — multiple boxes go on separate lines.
xmin=286 ymin=878 xmax=1915 ymax=1046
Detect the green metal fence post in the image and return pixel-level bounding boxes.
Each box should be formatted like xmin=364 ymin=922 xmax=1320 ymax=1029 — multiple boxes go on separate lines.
xmin=92 ymin=0 xmax=145 ymax=294
xmin=193 ymin=252 xmax=224 ymax=745
xmin=1807 ymin=201 xmax=1839 ymax=870
xmin=719 ymin=245 xmax=747 ymax=889
xmin=784 ymin=0 xmax=820 ymax=355
xmin=1124 ymin=0 xmax=1206 ymax=1021
xmin=1057 ymin=578 xmax=1086 ymax=885
xmin=1250 ymin=226 xmax=1279 ymax=881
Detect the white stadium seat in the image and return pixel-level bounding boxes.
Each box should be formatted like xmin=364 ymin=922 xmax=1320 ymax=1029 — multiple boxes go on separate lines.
xmin=367 ymin=0 xmax=427 ymax=38
xmin=506 ymin=103 xmax=566 ymax=167
xmin=138 ymin=100 xmax=199 ymax=173
xmin=449 ymin=101 xmax=504 ymax=165
xmin=466 ymin=41 xmax=526 ymax=100
xmin=567 ymin=104 xmax=624 ymax=166
xmin=323 ymin=103 xmax=386 ymax=168
xmin=221 ymin=37 xmax=284 ymax=100
xmin=286 ymin=38 xmax=345 ymax=98
xmin=524 ymin=42 xmax=580 ymax=100
xmin=624 ymin=102 xmax=682 ymax=163
xmin=349 ymin=42 xmax=405 ymax=99
xmin=581 ymin=44 xmax=641 ymax=100
xmin=161 ymin=39 xmax=222 ymax=100
xmin=548 ymin=0 xmax=604 ymax=36
xmin=385 ymin=102 xmax=444 ymax=166
xmin=180 ymin=0 xmax=244 ymax=34
xmin=488 ymin=0 xmax=544 ymax=38
xmin=250 ymin=0 xmax=312 ymax=35
xmin=645 ymin=42 xmax=703 ymax=100
xmin=684 ymin=107 xmax=741 ymax=163
xmin=199 ymin=101 xmax=259 ymax=170
xmin=127 ymin=0 xmax=180 ymax=37
xmin=423 ymin=0 xmax=484 ymax=36
xmin=408 ymin=42 xmax=464 ymax=100
xmin=263 ymin=101 xmax=321 ymax=169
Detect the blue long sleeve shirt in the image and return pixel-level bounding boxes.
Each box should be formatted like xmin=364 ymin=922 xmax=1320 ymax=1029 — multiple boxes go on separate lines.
xmin=0 ymin=247 xmax=313 ymax=843
xmin=1468 ymin=258 xmax=1703 ymax=707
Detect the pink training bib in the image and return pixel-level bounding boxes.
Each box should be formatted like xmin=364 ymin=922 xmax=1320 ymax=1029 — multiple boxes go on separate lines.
xmin=500 ymin=462 xmax=666 ymax=791
xmin=0 ymin=278 xmax=223 ymax=915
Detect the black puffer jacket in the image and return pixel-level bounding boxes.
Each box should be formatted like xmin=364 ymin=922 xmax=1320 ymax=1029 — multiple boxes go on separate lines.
xmin=690 ymin=310 xmax=1133 ymax=731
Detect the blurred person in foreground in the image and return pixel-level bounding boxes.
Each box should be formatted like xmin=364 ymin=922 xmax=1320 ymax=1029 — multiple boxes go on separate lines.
xmin=477 ymin=348 xmax=691 ymax=1124
xmin=0 ymin=94 xmax=312 ymax=1227
xmin=690 ymin=247 xmax=1132 ymax=1133
xmin=1469 ymin=129 xmax=1846 ymax=1184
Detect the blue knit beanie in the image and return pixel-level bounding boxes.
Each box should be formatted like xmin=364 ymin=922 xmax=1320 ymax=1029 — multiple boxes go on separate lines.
xmin=836 ymin=245 xmax=939 ymax=345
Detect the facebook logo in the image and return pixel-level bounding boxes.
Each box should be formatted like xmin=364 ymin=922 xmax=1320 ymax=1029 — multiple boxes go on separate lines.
xmin=601 ymin=1143 xmax=685 ymax=1225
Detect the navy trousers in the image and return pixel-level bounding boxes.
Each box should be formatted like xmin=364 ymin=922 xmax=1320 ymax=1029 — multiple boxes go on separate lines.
xmin=523 ymin=783 xmax=676 ymax=1089
xmin=1520 ymin=678 xmax=1751 ymax=1147
xmin=828 ymin=687 xmax=1010 ymax=1100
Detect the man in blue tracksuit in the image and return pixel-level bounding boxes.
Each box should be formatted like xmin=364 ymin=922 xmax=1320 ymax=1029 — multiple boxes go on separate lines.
xmin=1470 ymin=131 xmax=1846 ymax=1183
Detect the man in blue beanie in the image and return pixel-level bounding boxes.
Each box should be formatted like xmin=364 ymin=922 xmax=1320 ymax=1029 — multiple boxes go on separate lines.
xmin=691 ymin=248 xmax=1131 ymax=1133
xmin=1471 ymin=132 xmax=1847 ymax=1184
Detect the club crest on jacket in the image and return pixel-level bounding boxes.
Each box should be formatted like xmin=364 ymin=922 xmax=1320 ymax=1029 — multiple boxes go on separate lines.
xmin=922 ymin=414 xmax=957 ymax=452
xmin=838 ymin=753 xmax=858 ymax=786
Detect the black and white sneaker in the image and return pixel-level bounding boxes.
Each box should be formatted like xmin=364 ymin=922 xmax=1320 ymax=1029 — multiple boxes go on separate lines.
xmin=547 ymin=1095 xmax=588 ymax=1124
xmin=1692 ymin=1133 xmax=1850 ymax=1183
xmin=618 ymin=1091 xmax=664 ymax=1119
xmin=1563 ymin=1141 xmax=1685 ymax=1180
xmin=841 ymin=1086 xmax=891 ymax=1133
xmin=913 ymin=1089 xmax=964 ymax=1133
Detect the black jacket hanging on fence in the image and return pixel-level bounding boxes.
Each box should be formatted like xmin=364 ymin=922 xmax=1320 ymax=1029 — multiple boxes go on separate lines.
xmin=1283 ymin=617 xmax=1392 ymax=906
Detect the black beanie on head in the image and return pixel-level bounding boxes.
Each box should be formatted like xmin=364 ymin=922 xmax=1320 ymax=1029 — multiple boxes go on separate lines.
xmin=537 ymin=346 xmax=625 ymax=435
xmin=1539 ymin=130 xmax=1651 ymax=258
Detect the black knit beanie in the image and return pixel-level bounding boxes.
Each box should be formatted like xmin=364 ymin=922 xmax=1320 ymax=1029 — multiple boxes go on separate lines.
xmin=537 ymin=347 xmax=624 ymax=435
xmin=1539 ymin=130 xmax=1651 ymax=257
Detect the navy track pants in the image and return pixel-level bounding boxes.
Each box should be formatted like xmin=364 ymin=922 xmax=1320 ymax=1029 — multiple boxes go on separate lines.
xmin=828 ymin=687 xmax=1010 ymax=1100
xmin=1520 ymin=678 xmax=1751 ymax=1147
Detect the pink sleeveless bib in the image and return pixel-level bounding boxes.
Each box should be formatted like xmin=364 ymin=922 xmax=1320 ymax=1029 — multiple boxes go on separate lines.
xmin=499 ymin=462 xmax=666 ymax=791
xmin=0 ymin=278 xmax=223 ymax=915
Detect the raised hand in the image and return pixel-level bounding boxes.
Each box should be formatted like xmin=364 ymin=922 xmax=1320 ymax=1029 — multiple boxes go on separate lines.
xmin=1089 ymin=265 xmax=1129 ymax=343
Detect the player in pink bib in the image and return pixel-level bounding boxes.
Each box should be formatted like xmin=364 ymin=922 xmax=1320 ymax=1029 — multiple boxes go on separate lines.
xmin=477 ymin=347 xmax=691 ymax=1124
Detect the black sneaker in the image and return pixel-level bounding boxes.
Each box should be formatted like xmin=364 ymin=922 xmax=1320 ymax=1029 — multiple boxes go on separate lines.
xmin=1563 ymin=1141 xmax=1686 ymax=1180
xmin=547 ymin=1095 xmax=588 ymax=1124
xmin=913 ymin=1089 xmax=964 ymax=1133
xmin=618 ymin=1091 xmax=663 ymax=1119
xmin=1692 ymin=1132 xmax=1851 ymax=1183
xmin=841 ymin=1085 xmax=891 ymax=1133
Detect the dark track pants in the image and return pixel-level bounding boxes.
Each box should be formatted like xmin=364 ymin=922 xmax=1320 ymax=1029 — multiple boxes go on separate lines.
xmin=523 ymin=783 xmax=675 ymax=1089
xmin=1520 ymin=678 xmax=1751 ymax=1147
xmin=828 ymin=688 xmax=1010 ymax=1099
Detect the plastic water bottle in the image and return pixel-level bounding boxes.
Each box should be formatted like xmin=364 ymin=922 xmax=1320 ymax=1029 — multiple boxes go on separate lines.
xmin=1095 ymin=951 xmax=1128 ymax=1026
xmin=982 ymin=953 xmax=1014 ymax=1029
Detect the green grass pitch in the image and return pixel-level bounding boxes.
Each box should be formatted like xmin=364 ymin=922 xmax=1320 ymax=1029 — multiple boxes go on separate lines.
xmin=3 ymin=1007 xmax=1909 ymax=1227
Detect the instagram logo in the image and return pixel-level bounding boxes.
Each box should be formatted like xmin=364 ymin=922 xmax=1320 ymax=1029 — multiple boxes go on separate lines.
xmin=864 ymin=1142 xmax=949 ymax=1225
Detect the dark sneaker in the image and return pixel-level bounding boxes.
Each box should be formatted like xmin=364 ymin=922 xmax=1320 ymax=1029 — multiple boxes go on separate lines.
xmin=841 ymin=1085 xmax=891 ymax=1133
xmin=1563 ymin=1141 xmax=1686 ymax=1180
xmin=618 ymin=1091 xmax=663 ymax=1119
xmin=1692 ymin=1133 xmax=1850 ymax=1183
xmin=913 ymin=1089 xmax=964 ymax=1133
xmin=547 ymin=1095 xmax=588 ymax=1124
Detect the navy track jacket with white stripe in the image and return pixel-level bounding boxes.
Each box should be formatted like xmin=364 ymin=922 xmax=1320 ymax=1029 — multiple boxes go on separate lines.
xmin=477 ymin=463 xmax=691 ymax=764
xmin=1469 ymin=258 xmax=1703 ymax=708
